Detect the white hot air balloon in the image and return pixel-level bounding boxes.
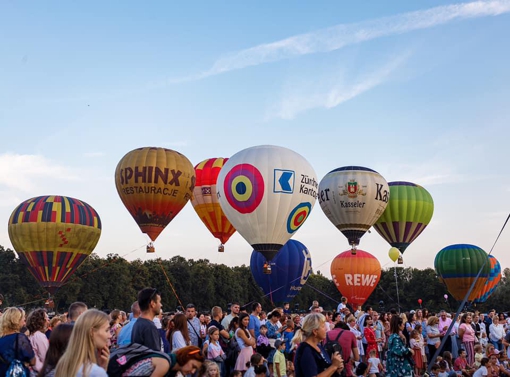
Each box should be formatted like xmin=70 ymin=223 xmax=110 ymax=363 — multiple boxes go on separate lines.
xmin=318 ymin=166 xmax=389 ymax=251
xmin=217 ymin=145 xmax=317 ymax=265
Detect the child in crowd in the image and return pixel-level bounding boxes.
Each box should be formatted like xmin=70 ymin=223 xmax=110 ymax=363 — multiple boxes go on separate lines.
xmin=472 ymin=358 xmax=489 ymax=377
xmin=257 ymin=325 xmax=272 ymax=359
xmin=438 ymin=360 xmax=449 ymax=377
xmin=254 ymin=365 xmax=268 ymax=377
xmin=430 ymin=363 xmax=441 ymax=377
xmin=367 ymin=349 xmax=383 ymax=377
xmin=244 ymin=353 xmax=264 ymax=377
xmin=473 ymin=344 xmax=484 ymax=369
xmin=479 ymin=331 xmax=488 ymax=353
xmin=207 ymin=326 xmax=226 ymax=376
xmin=410 ymin=329 xmax=425 ymax=375
xmin=273 ymin=340 xmax=287 ymax=377
xmin=356 ymin=362 xmax=369 ymax=377
xmin=229 ymin=371 xmax=242 ymax=377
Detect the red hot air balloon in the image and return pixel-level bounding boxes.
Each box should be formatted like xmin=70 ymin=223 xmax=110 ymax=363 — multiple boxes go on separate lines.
xmin=331 ymin=250 xmax=381 ymax=307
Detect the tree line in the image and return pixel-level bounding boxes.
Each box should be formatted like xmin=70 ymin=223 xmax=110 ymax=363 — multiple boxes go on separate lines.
xmin=0 ymin=245 xmax=508 ymax=315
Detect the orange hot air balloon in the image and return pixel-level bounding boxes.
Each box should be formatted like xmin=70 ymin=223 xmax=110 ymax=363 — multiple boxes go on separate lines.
xmin=331 ymin=250 xmax=381 ymax=307
xmin=191 ymin=158 xmax=236 ymax=251
xmin=115 ymin=147 xmax=195 ymax=243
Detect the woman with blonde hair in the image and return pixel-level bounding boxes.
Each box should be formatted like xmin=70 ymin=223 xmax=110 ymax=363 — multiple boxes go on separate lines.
xmin=55 ymin=309 xmax=111 ymax=377
xmin=0 ymin=307 xmax=35 ymax=376
xmin=293 ymin=313 xmax=344 ymax=377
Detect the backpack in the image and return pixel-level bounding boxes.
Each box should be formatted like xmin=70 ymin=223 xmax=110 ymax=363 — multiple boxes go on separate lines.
xmin=4 ymin=334 xmax=27 ymax=377
xmin=324 ymin=330 xmax=344 ymax=359
xmin=107 ymin=343 xmax=171 ymax=377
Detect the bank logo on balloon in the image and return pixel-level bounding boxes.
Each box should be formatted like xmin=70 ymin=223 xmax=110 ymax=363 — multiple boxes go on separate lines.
xmin=223 ymin=164 xmax=264 ymax=214
xmin=273 ymin=169 xmax=295 ymax=194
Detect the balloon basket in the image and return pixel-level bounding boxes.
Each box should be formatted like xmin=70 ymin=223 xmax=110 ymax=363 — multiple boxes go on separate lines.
xmin=146 ymin=243 xmax=155 ymax=253
xmin=351 ymin=245 xmax=357 ymax=255
xmin=263 ymin=262 xmax=272 ymax=274
xmin=397 ymin=255 xmax=403 ymax=264
xmin=218 ymin=244 xmax=225 ymax=253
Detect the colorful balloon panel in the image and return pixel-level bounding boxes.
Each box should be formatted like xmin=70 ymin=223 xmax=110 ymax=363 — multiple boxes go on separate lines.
xmin=217 ymin=145 xmax=317 ymax=261
xmin=114 ymin=147 xmax=195 ymax=241
xmin=250 ymin=239 xmax=312 ymax=303
xmin=473 ymin=255 xmax=501 ymax=303
xmin=373 ymin=181 xmax=434 ymax=253
xmin=319 ymin=166 xmax=389 ymax=247
xmin=191 ymin=158 xmax=236 ymax=245
xmin=434 ymin=244 xmax=491 ymax=302
xmin=330 ymin=250 xmax=381 ymax=307
xmin=8 ymin=196 xmax=101 ymax=293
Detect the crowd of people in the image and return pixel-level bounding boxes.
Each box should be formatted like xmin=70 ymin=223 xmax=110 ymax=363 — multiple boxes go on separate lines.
xmin=0 ymin=292 xmax=508 ymax=377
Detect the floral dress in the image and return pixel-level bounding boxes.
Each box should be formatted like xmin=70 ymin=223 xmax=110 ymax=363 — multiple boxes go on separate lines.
xmin=386 ymin=333 xmax=413 ymax=377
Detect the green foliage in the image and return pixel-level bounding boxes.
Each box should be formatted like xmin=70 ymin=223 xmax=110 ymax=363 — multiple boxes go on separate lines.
xmin=0 ymin=244 xmax=508 ymax=315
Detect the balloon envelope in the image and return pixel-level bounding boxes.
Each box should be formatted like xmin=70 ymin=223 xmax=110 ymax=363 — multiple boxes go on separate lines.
xmin=331 ymin=249 xmax=381 ymax=307
xmin=115 ymin=147 xmax=195 ymax=241
xmin=191 ymin=158 xmax=236 ymax=246
xmin=473 ymin=255 xmax=501 ymax=303
xmin=373 ymin=181 xmax=434 ymax=254
xmin=8 ymin=195 xmax=102 ymax=294
xmin=434 ymin=244 xmax=491 ymax=302
xmin=250 ymin=239 xmax=312 ymax=303
xmin=217 ymin=145 xmax=317 ymax=261
xmin=319 ymin=166 xmax=388 ymax=247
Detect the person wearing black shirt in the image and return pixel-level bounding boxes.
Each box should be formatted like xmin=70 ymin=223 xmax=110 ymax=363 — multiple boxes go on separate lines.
xmin=132 ymin=287 xmax=163 ymax=352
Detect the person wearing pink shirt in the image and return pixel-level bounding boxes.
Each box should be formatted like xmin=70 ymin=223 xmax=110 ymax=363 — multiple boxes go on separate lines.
xmin=27 ymin=308 xmax=50 ymax=374
xmin=438 ymin=310 xmax=453 ymax=355
xmin=459 ymin=313 xmax=476 ymax=366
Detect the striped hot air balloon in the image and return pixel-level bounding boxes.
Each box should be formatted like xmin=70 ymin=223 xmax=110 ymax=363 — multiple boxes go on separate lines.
xmin=191 ymin=157 xmax=236 ymax=251
xmin=434 ymin=244 xmax=491 ymax=302
xmin=8 ymin=196 xmax=102 ymax=294
xmin=473 ymin=255 xmax=502 ymax=303
xmin=373 ymin=181 xmax=434 ymax=255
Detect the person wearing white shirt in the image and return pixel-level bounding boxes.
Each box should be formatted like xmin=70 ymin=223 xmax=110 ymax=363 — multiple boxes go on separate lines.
xmin=489 ymin=317 xmax=505 ymax=351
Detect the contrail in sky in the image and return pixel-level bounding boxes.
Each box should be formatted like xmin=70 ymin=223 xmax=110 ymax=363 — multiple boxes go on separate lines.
xmin=164 ymin=0 xmax=510 ymax=84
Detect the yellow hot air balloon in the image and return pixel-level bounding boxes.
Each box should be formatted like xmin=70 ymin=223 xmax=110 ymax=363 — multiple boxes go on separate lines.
xmin=115 ymin=147 xmax=195 ymax=245
xmin=8 ymin=195 xmax=101 ymax=294
xmin=388 ymin=247 xmax=400 ymax=262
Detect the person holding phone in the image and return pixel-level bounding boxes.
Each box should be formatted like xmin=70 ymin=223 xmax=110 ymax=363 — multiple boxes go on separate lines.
xmin=293 ymin=313 xmax=344 ymax=377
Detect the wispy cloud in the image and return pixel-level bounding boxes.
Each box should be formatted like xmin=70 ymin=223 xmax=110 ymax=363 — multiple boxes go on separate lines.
xmin=270 ymin=53 xmax=410 ymax=119
xmin=0 ymin=153 xmax=80 ymax=194
xmin=161 ymin=0 xmax=510 ymax=84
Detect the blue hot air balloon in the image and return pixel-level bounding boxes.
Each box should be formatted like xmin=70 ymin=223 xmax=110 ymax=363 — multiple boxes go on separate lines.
xmin=250 ymin=239 xmax=312 ymax=303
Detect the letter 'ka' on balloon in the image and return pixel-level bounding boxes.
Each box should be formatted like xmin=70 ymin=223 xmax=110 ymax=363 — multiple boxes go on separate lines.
xmin=217 ymin=145 xmax=317 ymax=262
xmin=319 ymin=166 xmax=389 ymax=248
xmin=434 ymin=244 xmax=491 ymax=302
xmin=373 ymin=181 xmax=434 ymax=254
xmin=473 ymin=255 xmax=501 ymax=303
xmin=115 ymin=147 xmax=195 ymax=242
xmin=191 ymin=158 xmax=236 ymax=250
xmin=250 ymin=239 xmax=312 ymax=303
xmin=331 ymin=250 xmax=381 ymax=307
xmin=8 ymin=196 xmax=101 ymax=294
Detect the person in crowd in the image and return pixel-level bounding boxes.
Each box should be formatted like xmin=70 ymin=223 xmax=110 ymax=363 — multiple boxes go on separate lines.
xmin=244 ymin=353 xmax=264 ymax=377
xmin=27 ymin=308 xmax=50 ymax=374
xmin=160 ymin=314 xmax=171 ymax=353
xmin=207 ymin=326 xmax=226 ymax=376
xmin=55 ymin=309 xmax=110 ymax=377
xmin=169 ymin=313 xmax=191 ymax=352
xmin=109 ymin=309 xmax=122 ymax=350
xmin=186 ymin=303 xmax=203 ymax=348
xmin=363 ymin=315 xmax=378 ymax=358
xmin=222 ymin=303 xmax=240 ymax=329
xmin=410 ymin=329 xmax=424 ymax=375
xmin=209 ymin=306 xmax=231 ymax=341
xmin=473 ymin=344 xmax=484 ymax=369
xmin=453 ymin=349 xmax=473 ymax=377
xmin=459 ymin=313 xmax=476 ymax=366
xmin=426 ymin=315 xmax=441 ymax=363
xmin=325 ymin=320 xmax=358 ymax=377
xmin=0 ymin=307 xmax=35 ymax=376
xmin=117 ymin=301 xmax=140 ymax=346
xmin=367 ymin=348 xmax=383 ymax=377
xmin=67 ymin=302 xmax=88 ymax=325
xmin=45 ymin=316 xmax=62 ymax=339
xmin=489 ymin=316 xmax=505 ymax=352
xmin=273 ymin=339 xmax=287 ymax=377
xmin=439 ymin=310 xmax=453 ymax=354
xmin=386 ymin=315 xmax=414 ymax=377
xmin=256 ymin=324 xmax=272 ymax=359
xmin=200 ymin=360 xmax=220 ymax=377
xmin=234 ymin=312 xmax=256 ymax=372
xmin=472 ymin=357 xmax=489 ymax=377
xmin=132 ymin=287 xmax=163 ymax=352
xmin=293 ymin=313 xmax=344 ymax=377
xmin=119 ymin=311 xmax=128 ymax=326
xmin=348 ymin=315 xmax=365 ymax=362
xmin=248 ymin=302 xmax=262 ymax=340
xmin=37 ymin=323 xmax=73 ymax=377
xmin=267 ymin=310 xmax=285 ymax=340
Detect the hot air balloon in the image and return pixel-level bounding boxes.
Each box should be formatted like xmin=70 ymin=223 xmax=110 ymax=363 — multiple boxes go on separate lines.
xmin=331 ymin=250 xmax=381 ymax=307
xmin=115 ymin=147 xmax=195 ymax=250
xmin=217 ymin=145 xmax=317 ymax=266
xmin=473 ymin=255 xmax=502 ymax=303
xmin=191 ymin=158 xmax=236 ymax=252
xmin=388 ymin=247 xmax=400 ymax=262
xmin=373 ymin=182 xmax=434 ymax=256
xmin=250 ymin=239 xmax=312 ymax=303
xmin=319 ymin=166 xmax=389 ymax=251
xmin=434 ymin=244 xmax=491 ymax=302
xmin=8 ymin=195 xmax=102 ymax=294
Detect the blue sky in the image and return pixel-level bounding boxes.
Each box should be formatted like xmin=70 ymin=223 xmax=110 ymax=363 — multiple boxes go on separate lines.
xmin=1 ymin=0 xmax=509 ymax=278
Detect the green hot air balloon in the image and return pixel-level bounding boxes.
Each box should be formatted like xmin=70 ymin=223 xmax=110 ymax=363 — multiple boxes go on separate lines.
xmin=434 ymin=244 xmax=491 ymax=302
xmin=373 ymin=181 xmax=434 ymax=254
